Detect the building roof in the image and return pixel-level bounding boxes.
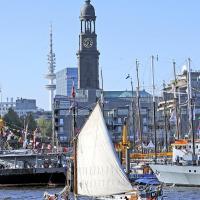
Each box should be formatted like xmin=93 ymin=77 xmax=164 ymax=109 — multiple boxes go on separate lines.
xmin=104 ymin=90 xmax=152 ymax=98
xmin=80 ymin=0 xmax=96 ymax=20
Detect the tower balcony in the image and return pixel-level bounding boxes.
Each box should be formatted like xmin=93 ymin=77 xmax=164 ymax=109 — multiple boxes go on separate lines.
xmin=45 ymin=73 xmax=56 ymax=80
xmin=45 ymin=84 xmax=56 ymax=90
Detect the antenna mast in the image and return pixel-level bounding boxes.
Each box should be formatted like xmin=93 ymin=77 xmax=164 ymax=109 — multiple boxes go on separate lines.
xmin=45 ymin=24 xmax=56 ymax=111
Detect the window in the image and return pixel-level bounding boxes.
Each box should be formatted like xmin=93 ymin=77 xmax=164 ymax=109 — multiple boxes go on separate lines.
xmin=59 ymin=118 xmax=64 ymax=125
xmin=143 ymin=117 xmax=147 ymax=123
xmin=143 ymin=126 xmax=147 ymax=132
xmin=118 ymin=118 xmax=122 ymax=123
xmin=59 ymin=127 xmax=64 ymax=133
xmin=118 ymin=126 xmax=122 ymax=132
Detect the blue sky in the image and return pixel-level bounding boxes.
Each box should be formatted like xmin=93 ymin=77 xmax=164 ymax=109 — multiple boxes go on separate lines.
xmin=0 ymin=0 xmax=200 ymax=110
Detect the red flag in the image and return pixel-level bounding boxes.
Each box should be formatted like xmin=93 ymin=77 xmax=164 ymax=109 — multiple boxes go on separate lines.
xmin=71 ymin=80 xmax=76 ymax=98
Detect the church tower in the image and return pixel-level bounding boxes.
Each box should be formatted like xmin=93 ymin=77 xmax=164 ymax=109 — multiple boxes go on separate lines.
xmin=77 ymin=0 xmax=100 ymax=89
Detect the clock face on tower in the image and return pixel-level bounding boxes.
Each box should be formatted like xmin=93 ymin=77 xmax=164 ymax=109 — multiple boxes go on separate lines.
xmin=83 ymin=38 xmax=93 ymax=48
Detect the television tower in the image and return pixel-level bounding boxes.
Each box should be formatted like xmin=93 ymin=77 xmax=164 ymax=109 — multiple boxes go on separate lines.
xmin=45 ymin=24 xmax=56 ymax=111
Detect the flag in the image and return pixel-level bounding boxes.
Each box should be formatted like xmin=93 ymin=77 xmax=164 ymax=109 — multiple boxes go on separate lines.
xmin=71 ymin=80 xmax=76 ymax=98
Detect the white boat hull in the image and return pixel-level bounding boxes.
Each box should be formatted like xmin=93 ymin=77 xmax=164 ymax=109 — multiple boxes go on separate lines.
xmin=150 ymin=164 xmax=200 ymax=186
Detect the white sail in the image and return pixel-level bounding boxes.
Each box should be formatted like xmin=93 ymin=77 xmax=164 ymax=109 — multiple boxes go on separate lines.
xmin=77 ymin=103 xmax=132 ymax=197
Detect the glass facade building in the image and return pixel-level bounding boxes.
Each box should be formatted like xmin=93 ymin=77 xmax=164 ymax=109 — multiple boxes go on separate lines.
xmin=56 ymin=68 xmax=78 ymax=97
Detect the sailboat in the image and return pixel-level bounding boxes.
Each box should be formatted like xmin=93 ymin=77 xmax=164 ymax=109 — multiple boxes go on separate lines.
xmin=44 ymin=102 xmax=135 ymax=199
xmin=44 ymin=102 xmax=163 ymax=199
xmin=150 ymin=58 xmax=200 ymax=186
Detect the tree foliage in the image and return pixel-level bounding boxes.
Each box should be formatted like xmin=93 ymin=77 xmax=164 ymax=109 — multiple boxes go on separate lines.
xmin=37 ymin=117 xmax=52 ymax=137
xmin=3 ymin=109 xmax=37 ymax=132
xmin=3 ymin=108 xmax=22 ymax=130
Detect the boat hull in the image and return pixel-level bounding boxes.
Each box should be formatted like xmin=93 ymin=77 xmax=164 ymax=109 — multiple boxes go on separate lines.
xmin=150 ymin=164 xmax=200 ymax=186
xmin=0 ymin=167 xmax=66 ymax=187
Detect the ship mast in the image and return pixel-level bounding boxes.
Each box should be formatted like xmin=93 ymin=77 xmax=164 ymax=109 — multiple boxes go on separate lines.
xmin=100 ymin=68 xmax=104 ymax=112
xmin=136 ymin=59 xmax=142 ymax=152
xmin=173 ymin=61 xmax=180 ymax=139
xmin=163 ymin=81 xmax=168 ymax=152
xmin=187 ymin=58 xmax=196 ymax=164
xmin=71 ymin=81 xmax=78 ymax=196
xmin=151 ymin=55 xmax=157 ymax=163
xmin=0 ymin=87 xmax=2 ymax=118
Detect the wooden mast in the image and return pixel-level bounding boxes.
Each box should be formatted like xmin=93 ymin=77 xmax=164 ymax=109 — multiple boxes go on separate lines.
xmin=71 ymin=80 xmax=78 ymax=196
xmin=136 ymin=59 xmax=142 ymax=152
xmin=151 ymin=55 xmax=157 ymax=163
xmin=163 ymin=81 xmax=168 ymax=152
xmin=173 ymin=60 xmax=180 ymax=139
xmin=187 ymin=58 xmax=196 ymax=165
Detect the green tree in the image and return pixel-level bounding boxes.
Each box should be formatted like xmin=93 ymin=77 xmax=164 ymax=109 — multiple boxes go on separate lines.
xmin=3 ymin=108 xmax=22 ymax=130
xmin=37 ymin=117 xmax=52 ymax=137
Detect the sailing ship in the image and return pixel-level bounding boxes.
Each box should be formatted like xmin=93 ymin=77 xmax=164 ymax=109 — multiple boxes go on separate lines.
xmin=150 ymin=58 xmax=200 ymax=186
xmin=150 ymin=139 xmax=200 ymax=186
xmin=44 ymin=102 xmax=163 ymax=199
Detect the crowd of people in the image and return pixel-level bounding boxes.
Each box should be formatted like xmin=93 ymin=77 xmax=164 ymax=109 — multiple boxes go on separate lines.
xmin=0 ymin=126 xmax=52 ymax=151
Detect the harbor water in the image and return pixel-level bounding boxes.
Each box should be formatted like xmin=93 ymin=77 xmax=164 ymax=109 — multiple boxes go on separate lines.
xmin=0 ymin=187 xmax=200 ymax=200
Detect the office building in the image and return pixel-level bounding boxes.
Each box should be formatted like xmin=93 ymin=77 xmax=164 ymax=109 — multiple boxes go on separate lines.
xmin=56 ymin=68 xmax=78 ymax=97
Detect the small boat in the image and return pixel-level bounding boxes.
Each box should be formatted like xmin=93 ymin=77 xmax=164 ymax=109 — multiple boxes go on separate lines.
xmin=44 ymin=102 xmax=163 ymax=199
